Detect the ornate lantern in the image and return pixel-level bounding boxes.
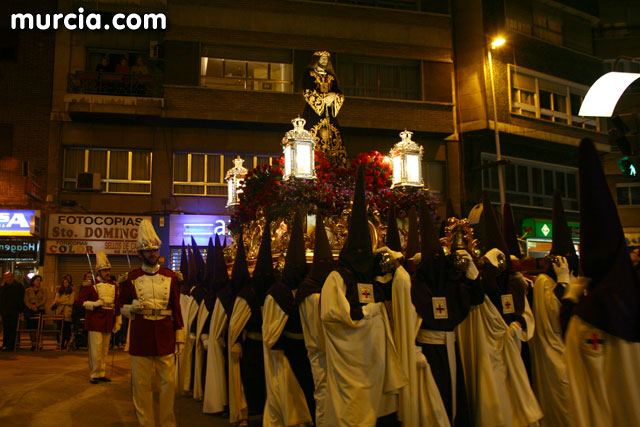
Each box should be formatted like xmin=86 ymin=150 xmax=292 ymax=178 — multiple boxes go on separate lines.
xmin=225 ymin=156 xmax=248 ymax=208
xmin=389 ymin=130 xmax=424 ymax=189
xmin=282 ymin=116 xmax=316 ymax=180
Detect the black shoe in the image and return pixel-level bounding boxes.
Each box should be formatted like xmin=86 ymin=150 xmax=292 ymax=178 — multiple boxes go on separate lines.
xmin=98 ymin=377 xmax=111 ymax=382
xmin=90 ymin=378 xmax=99 ymax=384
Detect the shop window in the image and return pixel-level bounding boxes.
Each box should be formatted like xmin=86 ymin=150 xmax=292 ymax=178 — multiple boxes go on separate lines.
xmin=63 ymin=148 xmax=152 ymax=194
xmin=173 ymin=152 xmax=279 ymax=197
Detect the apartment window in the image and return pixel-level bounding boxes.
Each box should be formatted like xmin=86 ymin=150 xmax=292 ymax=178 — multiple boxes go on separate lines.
xmin=533 ymin=11 xmax=563 ymax=45
xmin=200 ymin=57 xmax=293 ymax=93
xmin=616 ymin=183 xmax=640 ymax=206
xmin=482 ymin=153 xmax=578 ymax=211
xmin=510 ymin=65 xmax=601 ymax=131
xmin=173 ymin=152 xmax=280 ymax=196
xmin=604 ymin=58 xmax=640 ymax=74
xmin=336 ymin=55 xmax=420 ymax=100
xmin=63 ymin=148 xmax=152 ymax=194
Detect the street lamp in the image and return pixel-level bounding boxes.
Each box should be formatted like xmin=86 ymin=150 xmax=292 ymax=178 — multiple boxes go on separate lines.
xmin=488 ymin=36 xmax=506 ymax=209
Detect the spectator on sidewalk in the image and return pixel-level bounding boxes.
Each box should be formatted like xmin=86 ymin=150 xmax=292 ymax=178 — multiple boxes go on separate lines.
xmin=24 ymin=275 xmax=46 ymax=351
xmin=1 ymin=271 xmax=24 ymax=351
xmin=52 ymin=275 xmax=75 ymax=349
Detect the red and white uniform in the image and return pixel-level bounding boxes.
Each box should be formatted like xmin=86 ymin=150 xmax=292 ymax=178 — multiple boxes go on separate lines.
xmin=77 ymin=278 xmax=119 ymax=379
xmin=116 ymin=263 xmax=184 ymax=427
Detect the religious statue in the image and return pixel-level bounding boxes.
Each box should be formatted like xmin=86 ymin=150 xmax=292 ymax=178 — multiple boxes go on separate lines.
xmin=302 ymin=51 xmax=347 ymax=167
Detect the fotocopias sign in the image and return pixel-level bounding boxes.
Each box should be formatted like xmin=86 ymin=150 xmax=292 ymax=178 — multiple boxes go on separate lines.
xmin=46 ymin=214 xmax=151 ymax=255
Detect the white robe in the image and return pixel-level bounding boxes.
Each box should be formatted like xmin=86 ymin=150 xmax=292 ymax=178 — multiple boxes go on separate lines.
xmin=262 ymin=294 xmax=313 ymax=426
xmin=299 ymin=293 xmax=329 ymax=426
xmin=175 ymin=294 xmax=197 ymax=395
xmin=180 ymin=296 xmax=200 ymax=394
xmin=565 ymin=316 xmax=640 ymax=427
xmin=456 ymin=296 xmax=543 ymax=427
xmin=320 ymin=271 xmax=407 ymax=426
xmin=228 ymin=297 xmax=251 ymax=424
xmin=203 ymin=298 xmax=228 ymax=414
xmin=193 ymin=300 xmax=209 ymax=400
xmin=529 ymin=274 xmax=571 ymax=426
xmin=391 ymin=266 xmax=450 ymax=427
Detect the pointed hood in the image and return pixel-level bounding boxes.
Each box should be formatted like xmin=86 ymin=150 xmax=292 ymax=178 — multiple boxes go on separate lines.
xmin=204 ymin=237 xmax=216 ymax=289
xmin=550 ymin=190 xmax=578 ymax=271
xmin=482 ymin=191 xmax=509 ymax=257
xmin=281 ymin=211 xmax=308 ymax=290
xmin=419 ymin=197 xmax=443 ymax=265
xmin=296 ymin=213 xmax=335 ymax=304
xmin=405 ymin=206 xmax=420 ymax=272
xmin=386 ymin=207 xmax=402 ymax=253
xmin=136 ymin=219 xmax=161 ymax=251
xmin=213 ymin=234 xmax=230 ymax=291
xmin=179 ymin=240 xmax=189 ymax=282
xmin=339 ymin=167 xmax=373 ymax=281
xmin=575 ymin=139 xmax=640 ymax=341
xmin=219 ymin=230 xmax=250 ymax=317
xmin=502 ymin=202 xmax=522 ymax=259
xmin=250 ymin=217 xmax=274 ymax=305
xmin=95 ymin=251 xmax=111 ymax=271
xmin=190 ymin=236 xmax=206 ymax=284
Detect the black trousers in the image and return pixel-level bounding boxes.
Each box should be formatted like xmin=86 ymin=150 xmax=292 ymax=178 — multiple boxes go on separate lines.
xmin=2 ymin=314 xmax=19 ymax=350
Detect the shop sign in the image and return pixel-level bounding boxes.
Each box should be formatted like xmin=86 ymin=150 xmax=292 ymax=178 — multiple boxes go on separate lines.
xmin=0 ymin=238 xmax=39 ymax=261
xmin=169 ymin=214 xmax=230 ymax=247
xmin=0 ymin=210 xmax=40 ymax=236
xmin=522 ymin=218 xmax=580 ymax=239
xmin=46 ymin=214 xmax=151 ymax=255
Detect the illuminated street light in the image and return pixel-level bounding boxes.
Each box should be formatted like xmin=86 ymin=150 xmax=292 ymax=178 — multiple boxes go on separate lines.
xmin=488 ymin=37 xmax=506 ymax=208
xmin=579 ymin=71 xmax=640 ymax=117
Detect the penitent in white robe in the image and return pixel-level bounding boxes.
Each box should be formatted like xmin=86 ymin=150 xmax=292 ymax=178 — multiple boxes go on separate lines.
xmin=391 ymin=266 xmax=450 ymax=427
xmin=176 ymin=294 xmax=199 ymax=395
xmin=564 ymin=316 xmax=640 ymax=427
xmin=202 ymin=298 xmax=228 ymax=414
xmin=262 ymin=294 xmax=312 ymax=426
xmin=320 ymin=271 xmax=407 ymax=427
xmin=456 ymin=296 xmax=542 ymax=427
xmin=529 ymin=274 xmax=571 ymax=427
xmin=227 ymin=297 xmax=251 ymax=424
xmin=299 ymin=293 xmax=329 ymax=426
xmin=193 ymin=300 xmax=209 ymax=400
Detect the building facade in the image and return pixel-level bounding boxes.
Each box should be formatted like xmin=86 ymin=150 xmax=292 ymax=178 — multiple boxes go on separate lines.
xmin=45 ymin=0 xmax=459 ymax=287
xmin=453 ymin=0 xmax=607 ymax=254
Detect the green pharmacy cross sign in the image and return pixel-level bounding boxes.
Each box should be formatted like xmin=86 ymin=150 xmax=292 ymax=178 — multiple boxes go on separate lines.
xmin=522 ymin=218 xmax=580 ymax=239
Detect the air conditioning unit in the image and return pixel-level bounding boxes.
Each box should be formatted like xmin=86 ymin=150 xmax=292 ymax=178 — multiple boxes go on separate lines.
xmin=76 ymin=172 xmax=102 ymax=191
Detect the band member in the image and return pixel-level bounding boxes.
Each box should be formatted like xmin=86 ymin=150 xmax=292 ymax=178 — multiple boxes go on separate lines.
xmin=77 ymin=251 xmax=121 ymax=384
xmin=117 ymin=219 xmax=184 ymax=427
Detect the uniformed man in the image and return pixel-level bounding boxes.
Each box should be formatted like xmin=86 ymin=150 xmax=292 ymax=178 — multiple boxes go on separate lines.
xmin=77 ymin=251 xmax=121 ymax=384
xmin=117 ymin=219 xmax=184 ymax=427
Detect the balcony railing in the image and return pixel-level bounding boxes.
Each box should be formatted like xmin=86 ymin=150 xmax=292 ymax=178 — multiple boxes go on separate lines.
xmin=67 ymin=71 xmax=163 ymax=98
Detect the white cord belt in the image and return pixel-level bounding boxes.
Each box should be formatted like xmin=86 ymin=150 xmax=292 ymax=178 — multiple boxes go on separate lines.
xmin=246 ymin=331 xmax=263 ymax=341
xmin=282 ymin=331 xmax=305 ymax=340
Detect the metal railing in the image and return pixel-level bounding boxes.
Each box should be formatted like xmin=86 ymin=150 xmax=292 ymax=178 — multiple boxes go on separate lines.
xmin=67 ymin=71 xmax=163 ymax=97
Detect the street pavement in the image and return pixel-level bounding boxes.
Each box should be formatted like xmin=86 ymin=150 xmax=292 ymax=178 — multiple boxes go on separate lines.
xmin=0 ymin=348 xmax=242 ymax=426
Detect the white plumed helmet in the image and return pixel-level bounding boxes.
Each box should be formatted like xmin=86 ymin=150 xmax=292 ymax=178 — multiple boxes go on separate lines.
xmin=95 ymin=251 xmax=111 ymax=271
xmin=137 ymin=219 xmax=162 ymax=251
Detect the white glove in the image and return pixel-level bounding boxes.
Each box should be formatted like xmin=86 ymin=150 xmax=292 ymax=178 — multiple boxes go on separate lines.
xmin=409 ymin=253 xmax=422 ymax=265
xmin=553 ymin=256 xmax=571 ymax=284
xmin=189 ymin=333 xmax=197 ymax=340
xmin=83 ymin=301 xmax=95 ymax=311
xmin=563 ymin=275 xmax=590 ymax=303
xmin=131 ymin=299 xmax=144 ymax=312
xmin=508 ymin=321 xmax=523 ymax=341
xmin=456 ymin=250 xmax=479 ymax=280
xmin=93 ymin=299 xmax=103 ymax=308
xmin=120 ymin=304 xmax=133 ymax=318
xmin=200 ymin=334 xmax=209 ymax=351
xmin=484 ymin=248 xmax=505 ymax=268
xmin=415 ymin=347 xmax=427 ymax=369
xmin=112 ymin=315 xmax=122 ymax=333
xmin=117 ymin=273 xmax=127 ymax=284
xmin=174 ymin=271 xmax=184 ymax=282
xmin=175 ymin=329 xmax=185 ymax=355
xmin=230 ymin=342 xmax=243 ymax=360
